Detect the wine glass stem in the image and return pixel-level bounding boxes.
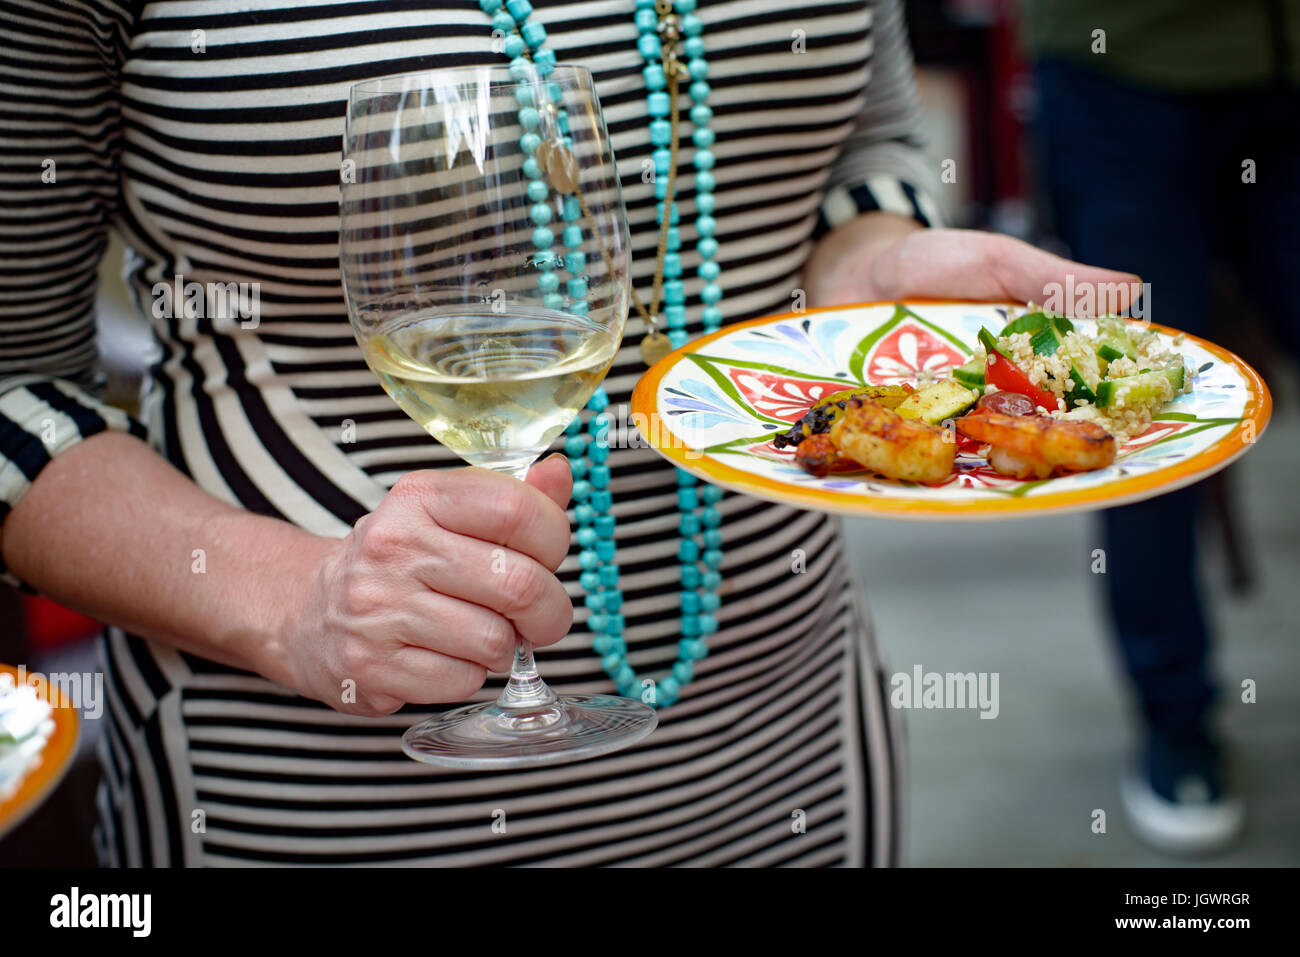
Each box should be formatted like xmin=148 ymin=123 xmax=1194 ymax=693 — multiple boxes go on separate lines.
xmin=499 ymin=641 xmax=558 ymax=710
xmin=498 ymin=462 xmax=532 ymax=482
xmin=492 ymin=460 xmax=560 ymax=711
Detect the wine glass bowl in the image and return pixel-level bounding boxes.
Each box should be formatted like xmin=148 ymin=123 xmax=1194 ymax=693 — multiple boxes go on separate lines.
xmin=342 ymin=65 xmax=631 ymax=477
xmin=340 ymin=65 xmax=657 ymax=768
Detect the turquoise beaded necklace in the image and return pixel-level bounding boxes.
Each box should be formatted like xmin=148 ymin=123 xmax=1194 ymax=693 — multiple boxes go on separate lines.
xmin=481 ymin=0 xmax=722 ymax=709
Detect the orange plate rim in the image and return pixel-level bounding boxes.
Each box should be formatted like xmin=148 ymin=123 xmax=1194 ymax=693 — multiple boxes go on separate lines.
xmin=0 ymin=662 xmax=81 ymax=840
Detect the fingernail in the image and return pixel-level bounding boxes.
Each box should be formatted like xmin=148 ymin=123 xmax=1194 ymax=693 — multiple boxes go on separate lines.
xmin=542 ymin=452 xmax=568 ymax=465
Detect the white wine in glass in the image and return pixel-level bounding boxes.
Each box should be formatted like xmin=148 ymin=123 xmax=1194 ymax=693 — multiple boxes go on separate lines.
xmin=360 ymin=308 xmax=619 ymax=478
xmin=340 ymin=65 xmax=657 ymax=768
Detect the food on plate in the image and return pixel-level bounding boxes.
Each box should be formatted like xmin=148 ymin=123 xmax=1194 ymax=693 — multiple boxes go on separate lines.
xmin=973 ymin=311 xmax=1191 ymax=443
xmin=793 ymin=432 xmax=856 ymax=477
xmin=955 ymin=407 xmax=1116 ymax=480
xmin=978 ymin=326 xmax=1064 ymax=412
xmin=773 ymin=384 xmax=911 ymax=450
xmin=782 ymin=309 xmax=1191 ymax=484
xmin=827 ymin=398 xmax=957 ymax=484
xmin=893 ymin=379 xmax=979 ymax=424
xmin=0 ymin=675 xmax=55 ymax=803
xmin=974 ymin=390 xmax=1037 ymax=417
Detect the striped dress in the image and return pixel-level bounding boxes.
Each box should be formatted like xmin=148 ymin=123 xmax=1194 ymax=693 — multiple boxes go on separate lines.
xmin=0 ymin=0 xmax=939 ymax=866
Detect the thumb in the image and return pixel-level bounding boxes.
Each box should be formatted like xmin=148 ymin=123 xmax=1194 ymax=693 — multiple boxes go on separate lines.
xmin=526 ymin=452 xmax=574 ymax=511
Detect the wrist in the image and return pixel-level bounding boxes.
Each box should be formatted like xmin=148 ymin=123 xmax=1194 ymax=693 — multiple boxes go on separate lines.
xmin=804 ymin=211 xmax=923 ymax=308
xmin=261 ymin=529 xmax=344 ymax=694
xmin=200 ymin=509 xmax=343 ymax=691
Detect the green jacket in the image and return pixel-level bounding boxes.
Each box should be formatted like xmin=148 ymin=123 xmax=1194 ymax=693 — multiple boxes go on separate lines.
xmin=1021 ymin=0 xmax=1300 ymax=91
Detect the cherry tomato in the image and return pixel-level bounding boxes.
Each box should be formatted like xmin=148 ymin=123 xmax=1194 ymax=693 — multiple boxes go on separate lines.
xmin=984 ymin=353 xmax=1062 ymax=412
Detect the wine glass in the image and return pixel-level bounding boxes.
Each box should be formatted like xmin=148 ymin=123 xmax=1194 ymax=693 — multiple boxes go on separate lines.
xmin=339 ymin=65 xmax=657 ymax=768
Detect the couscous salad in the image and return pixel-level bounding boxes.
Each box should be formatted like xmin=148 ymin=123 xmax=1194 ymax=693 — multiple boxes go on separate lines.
xmin=775 ymin=309 xmax=1191 ymax=483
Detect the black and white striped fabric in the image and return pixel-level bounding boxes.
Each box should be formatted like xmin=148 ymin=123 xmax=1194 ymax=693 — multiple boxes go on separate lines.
xmin=1 ymin=0 xmax=939 ymax=866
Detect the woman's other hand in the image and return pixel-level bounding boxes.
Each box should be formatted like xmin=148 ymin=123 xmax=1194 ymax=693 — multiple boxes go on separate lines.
xmin=804 ymin=212 xmax=1141 ymax=315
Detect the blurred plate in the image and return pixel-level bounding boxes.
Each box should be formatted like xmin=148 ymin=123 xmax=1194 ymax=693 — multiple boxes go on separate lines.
xmin=0 ymin=663 xmax=80 ymax=840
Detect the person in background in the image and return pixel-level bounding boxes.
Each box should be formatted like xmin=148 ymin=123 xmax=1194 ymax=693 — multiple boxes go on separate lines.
xmin=1023 ymin=0 xmax=1300 ymax=853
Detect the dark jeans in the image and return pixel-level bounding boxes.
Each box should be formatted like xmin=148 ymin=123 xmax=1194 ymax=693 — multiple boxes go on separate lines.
xmin=1034 ymin=59 xmax=1300 ymax=747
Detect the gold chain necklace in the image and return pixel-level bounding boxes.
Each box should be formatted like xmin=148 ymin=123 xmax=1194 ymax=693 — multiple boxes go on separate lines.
xmin=530 ymin=0 xmax=692 ymax=366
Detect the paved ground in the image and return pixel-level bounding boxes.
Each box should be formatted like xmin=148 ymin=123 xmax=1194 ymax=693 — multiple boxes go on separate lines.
xmin=844 ymin=369 xmax=1300 ymax=866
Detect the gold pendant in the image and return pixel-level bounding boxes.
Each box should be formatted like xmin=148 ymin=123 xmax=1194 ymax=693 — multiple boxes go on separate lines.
xmin=640 ymin=330 xmax=673 ymax=366
xmin=538 ymin=139 xmax=579 ymax=195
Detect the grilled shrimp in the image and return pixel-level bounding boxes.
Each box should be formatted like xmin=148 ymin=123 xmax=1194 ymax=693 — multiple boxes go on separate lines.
xmin=956 ymin=408 xmax=1116 ymax=479
xmin=794 ymin=432 xmax=857 ymax=477
xmin=774 ymin=384 xmax=912 ymax=450
xmin=828 ymin=398 xmax=956 ymax=483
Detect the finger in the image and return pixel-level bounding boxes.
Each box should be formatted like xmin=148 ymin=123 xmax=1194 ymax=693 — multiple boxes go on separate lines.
xmin=526 ymin=452 xmax=574 ymax=512
xmin=399 ymin=467 xmax=572 ymax=570
xmin=365 ymin=645 xmax=489 ymax=706
xmin=407 ymin=532 xmax=574 ymax=647
xmin=390 ymin=591 xmax=520 ymax=673
xmin=883 ymin=228 xmax=1144 ymax=313
xmin=983 ymin=234 xmax=1142 ymax=316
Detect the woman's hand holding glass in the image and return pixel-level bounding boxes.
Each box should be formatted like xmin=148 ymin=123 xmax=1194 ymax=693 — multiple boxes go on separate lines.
xmin=277 ymin=459 xmax=574 ymax=717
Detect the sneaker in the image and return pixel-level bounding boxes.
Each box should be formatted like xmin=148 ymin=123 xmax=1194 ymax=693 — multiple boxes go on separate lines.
xmin=1120 ymin=735 xmax=1245 ymax=855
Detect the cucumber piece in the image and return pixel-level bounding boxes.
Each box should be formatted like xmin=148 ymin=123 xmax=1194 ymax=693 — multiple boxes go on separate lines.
xmin=1029 ymin=317 xmax=1066 ymax=355
xmin=1095 ymin=365 xmax=1185 ymax=409
xmin=1096 ymin=316 xmax=1131 ymax=338
xmin=1030 ymin=315 xmax=1080 ymax=356
xmin=1065 ymin=367 xmax=1097 ymax=406
xmin=894 ymin=379 xmax=979 ymax=425
xmin=951 ymin=357 xmax=985 ymax=389
xmin=1094 ymin=317 xmax=1138 ymax=361
xmin=1096 ymin=342 xmax=1127 ymax=363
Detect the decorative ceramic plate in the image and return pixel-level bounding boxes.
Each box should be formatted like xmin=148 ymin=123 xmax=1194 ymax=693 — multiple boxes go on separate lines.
xmin=630 ymin=301 xmax=1272 ymax=520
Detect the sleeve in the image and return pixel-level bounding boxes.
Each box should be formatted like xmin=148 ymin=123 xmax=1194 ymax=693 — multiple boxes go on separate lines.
xmin=0 ymin=0 xmax=146 ymax=590
xmin=813 ymin=0 xmax=946 ymax=238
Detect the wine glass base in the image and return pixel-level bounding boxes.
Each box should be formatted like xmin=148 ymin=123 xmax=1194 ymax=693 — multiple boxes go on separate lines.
xmin=401 ymin=694 xmax=658 ymax=770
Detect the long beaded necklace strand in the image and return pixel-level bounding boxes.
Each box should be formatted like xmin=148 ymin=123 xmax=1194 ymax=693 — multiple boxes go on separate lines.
xmin=482 ymin=0 xmax=722 ymax=708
